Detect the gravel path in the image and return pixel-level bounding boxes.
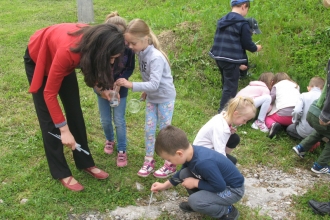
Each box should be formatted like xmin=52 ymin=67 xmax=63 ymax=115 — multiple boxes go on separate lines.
xmin=68 ymin=164 xmax=330 ymax=220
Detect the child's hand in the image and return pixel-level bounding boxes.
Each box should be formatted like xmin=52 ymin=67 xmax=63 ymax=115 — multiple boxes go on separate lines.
xmin=256 ymin=45 xmax=262 ymax=52
xmin=116 ymin=78 xmax=133 ymax=89
xmin=151 ymin=182 xmax=164 ymax=193
xmin=239 ymin=65 xmax=248 ymax=71
xmin=140 ymin=92 xmax=147 ymax=101
xmin=319 ymin=118 xmax=330 ymax=126
xmin=182 ymin=177 xmax=199 ymax=189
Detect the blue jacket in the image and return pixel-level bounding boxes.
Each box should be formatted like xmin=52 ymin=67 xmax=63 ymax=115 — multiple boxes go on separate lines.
xmin=170 ymin=145 xmax=244 ymax=192
xmin=209 ymin=12 xmax=257 ymax=63
xmin=113 ymin=47 xmax=135 ymax=98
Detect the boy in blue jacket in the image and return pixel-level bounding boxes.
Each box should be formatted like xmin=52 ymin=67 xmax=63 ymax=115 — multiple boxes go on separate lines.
xmin=209 ymin=0 xmax=262 ymax=113
xmin=151 ymin=125 xmax=244 ymax=220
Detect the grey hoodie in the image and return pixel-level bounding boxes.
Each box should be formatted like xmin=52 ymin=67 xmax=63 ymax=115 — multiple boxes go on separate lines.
xmin=132 ymin=45 xmax=176 ymax=103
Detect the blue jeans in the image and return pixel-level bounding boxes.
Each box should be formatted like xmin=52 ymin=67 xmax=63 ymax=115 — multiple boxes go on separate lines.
xmin=97 ymin=95 xmax=127 ymax=152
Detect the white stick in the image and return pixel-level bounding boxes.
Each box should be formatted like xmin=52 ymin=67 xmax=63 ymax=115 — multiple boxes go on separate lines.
xmin=148 ymin=191 xmax=153 ymax=212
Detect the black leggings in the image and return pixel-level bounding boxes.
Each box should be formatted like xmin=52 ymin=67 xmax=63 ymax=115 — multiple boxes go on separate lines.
xmin=24 ymin=48 xmax=95 ymax=179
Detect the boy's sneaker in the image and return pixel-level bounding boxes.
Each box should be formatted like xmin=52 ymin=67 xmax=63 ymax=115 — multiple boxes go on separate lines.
xmin=292 ymin=145 xmax=305 ymax=158
xmin=251 ymin=119 xmax=269 ymax=133
xmin=268 ymin=122 xmax=282 ymax=139
xmin=117 ymin=151 xmax=127 ymax=167
xmin=179 ymin=202 xmax=195 ymax=213
xmin=153 ymin=162 xmax=176 ymax=178
xmin=137 ymin=159 xmax=155 ymax=177
xmin=219 ymin=205 xmax=239 ymax=220
xmin=311 ymin=162 xmax=330 ymax=174
xmin=104 ymin=140 xmax=115 ymax=154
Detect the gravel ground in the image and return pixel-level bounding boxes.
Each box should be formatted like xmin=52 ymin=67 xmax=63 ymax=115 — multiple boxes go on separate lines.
xmin=67 ymin=164 xmax=330 ymax=220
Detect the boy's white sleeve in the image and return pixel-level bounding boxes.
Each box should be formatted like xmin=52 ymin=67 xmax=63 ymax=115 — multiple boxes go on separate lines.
xmin=292 ymin=94 xmax=304 ymax=123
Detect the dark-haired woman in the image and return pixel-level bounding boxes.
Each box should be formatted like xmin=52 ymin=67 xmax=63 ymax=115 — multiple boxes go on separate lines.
xmin=24 ymin=23 xmax=125 ymax=191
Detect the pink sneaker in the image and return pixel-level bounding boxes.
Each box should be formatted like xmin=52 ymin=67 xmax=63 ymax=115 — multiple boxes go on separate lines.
xmin=117 ymin=151 xmax=127 ymax=167
xmin=137 ymin=159 xmax=155 ymax=177
xmin=251 ymin=120 xmax=269 ymax=133
xmin=153 ymin=162 xmax=176 ymax=178
xmin=104 ymin=140 xmax=115 ymax=154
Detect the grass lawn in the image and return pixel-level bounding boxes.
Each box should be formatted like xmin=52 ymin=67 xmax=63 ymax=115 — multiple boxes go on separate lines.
xmin=1 ymin=0 xmax=330 ymax=219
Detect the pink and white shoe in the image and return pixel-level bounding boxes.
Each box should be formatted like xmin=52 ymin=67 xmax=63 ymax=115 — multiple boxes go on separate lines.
xmin=153 ymin=161 xmax=176 ymax=178
xmin=104 ymin=140 xmax=115 ymax=154
xmin=251 ymin=119 xmax=269 ymax=133
xmin=117 ymin=151 xmax=127 ymax=167
xmin=137 ymin=159 xmax=155 ymax=177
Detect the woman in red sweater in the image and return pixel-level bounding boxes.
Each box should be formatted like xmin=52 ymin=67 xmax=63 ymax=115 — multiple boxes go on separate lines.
xmin=23 ymin=23 xmax=125 ymax=191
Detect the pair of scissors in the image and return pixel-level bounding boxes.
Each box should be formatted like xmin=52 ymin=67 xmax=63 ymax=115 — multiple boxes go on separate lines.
xmin=48 ymin=132 xmax=90 ymax=155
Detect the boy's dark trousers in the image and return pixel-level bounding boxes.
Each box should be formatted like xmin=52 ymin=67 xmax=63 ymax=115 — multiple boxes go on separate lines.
xmin=24 ymin=48 xmax=95 ymax=179
xmin=178 ymin=168 xmax=244 ymax=219
xmin=300 ymin=111 xmax=330 ymax=166
xmin=216 ymin=60 xmax=240 ymax=113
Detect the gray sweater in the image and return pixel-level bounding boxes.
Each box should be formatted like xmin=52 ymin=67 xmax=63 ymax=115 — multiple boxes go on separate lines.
xmin=132 ymin=45 xmax=176 ymax=103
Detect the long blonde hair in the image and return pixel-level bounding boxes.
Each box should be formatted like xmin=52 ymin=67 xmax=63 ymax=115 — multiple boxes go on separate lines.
xmin=224 ymin=96 xmax=256 ymax=122
xmin=104 ymin=11 xmax=127 ymax=32
xmin=126 ymin=19 xmax=170 ymax=64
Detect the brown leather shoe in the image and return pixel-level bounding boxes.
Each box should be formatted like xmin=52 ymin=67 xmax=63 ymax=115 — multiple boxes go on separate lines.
xmin=59 ymin=176 xmax=84 ymax=192
xmin=83 ymin=166 xmax=109 ymax=179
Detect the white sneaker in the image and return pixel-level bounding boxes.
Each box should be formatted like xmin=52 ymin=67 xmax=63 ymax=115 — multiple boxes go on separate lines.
xmin=251 ymin=120 xmax=269 ymax=133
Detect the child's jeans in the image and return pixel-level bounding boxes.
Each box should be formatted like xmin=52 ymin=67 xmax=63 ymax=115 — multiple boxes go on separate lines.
xmin=145 ymin=100 xmax=175 ymax=156
xmin=265 ymin=113 xmax=292 ymax=128
xmin=179 ymin=168 xmax=244 ymax=219
xmin=97 ymin=95 xmax=127 ymax=152
xmin=253 ymin=95 xmax=271 ymax=122
xmin=216 ymin=60 xmax=240 ymax=113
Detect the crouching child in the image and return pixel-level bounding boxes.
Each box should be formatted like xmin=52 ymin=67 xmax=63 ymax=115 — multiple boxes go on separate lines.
xmin=150 ymin=125 xmax=244 ymax=220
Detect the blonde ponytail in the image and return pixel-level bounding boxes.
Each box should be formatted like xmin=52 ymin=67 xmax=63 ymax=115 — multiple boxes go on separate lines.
xmin=104 ymin=11 xmax=127 ymax=33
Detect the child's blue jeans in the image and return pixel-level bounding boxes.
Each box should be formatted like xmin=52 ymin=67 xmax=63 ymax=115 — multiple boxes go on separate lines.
xmin=97 ymin=94 xmax=127 ymax=152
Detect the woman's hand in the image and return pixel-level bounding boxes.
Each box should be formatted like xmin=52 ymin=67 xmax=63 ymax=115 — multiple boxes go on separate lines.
xmin=59 ymin=125 xmax=76 ymax=150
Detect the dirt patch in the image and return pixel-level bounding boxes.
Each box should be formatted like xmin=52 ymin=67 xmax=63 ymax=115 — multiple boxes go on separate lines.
xmin=68 ymin=164 xmax=330 ymax=220
xmin=157 ymin=21 xmax=201 ymax=58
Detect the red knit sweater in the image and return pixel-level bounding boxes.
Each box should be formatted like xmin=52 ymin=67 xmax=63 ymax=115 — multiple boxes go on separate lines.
xmin=28 ymin=23 xmax=87 ymax=126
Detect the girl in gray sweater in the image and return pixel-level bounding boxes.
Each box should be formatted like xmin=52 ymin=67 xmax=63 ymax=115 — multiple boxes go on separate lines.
xmin=116 ymin=19 xmax=176 ymax=178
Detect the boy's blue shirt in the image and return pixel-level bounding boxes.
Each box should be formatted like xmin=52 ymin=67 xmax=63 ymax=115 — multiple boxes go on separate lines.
xmin=209 ymin=12 xmax=257 ymax=63
xmin=170 ymin=145 xmax=244 ymax=193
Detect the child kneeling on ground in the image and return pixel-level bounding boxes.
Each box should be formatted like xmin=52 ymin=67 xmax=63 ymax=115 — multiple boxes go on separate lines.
xmin=151 ymin=125 xmax=244 ymax=220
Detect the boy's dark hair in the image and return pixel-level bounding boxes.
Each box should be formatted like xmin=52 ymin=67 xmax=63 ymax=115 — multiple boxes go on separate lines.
xmin=155 ymin=125 xmax=190 ymax=156
xmin=309 ymin=76 xmax=325 ymax=89
xmin=70 ymin=23 xmax=125 ymax=90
